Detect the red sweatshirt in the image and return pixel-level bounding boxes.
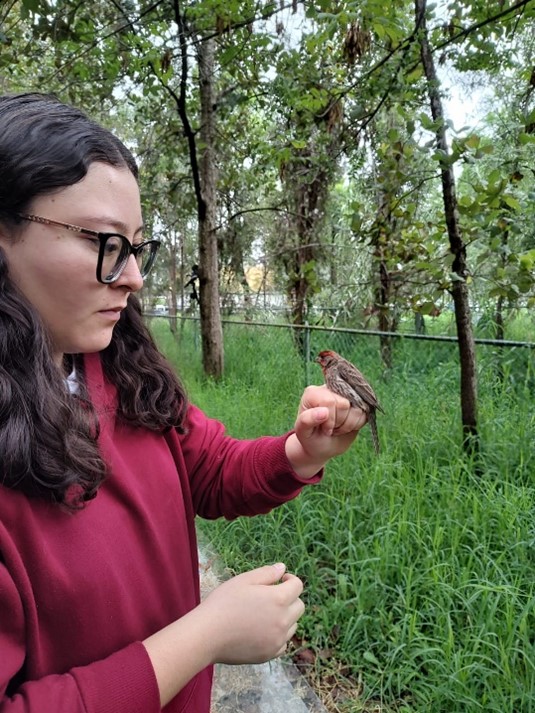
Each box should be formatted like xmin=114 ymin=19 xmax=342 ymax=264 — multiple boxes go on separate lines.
xmin=0 ymin=353 xmax=321 ymax=712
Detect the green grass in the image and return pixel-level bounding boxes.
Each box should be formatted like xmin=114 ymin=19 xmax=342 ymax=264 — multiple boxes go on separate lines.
xmin=151 ymin=317 xmax=535 ymax=712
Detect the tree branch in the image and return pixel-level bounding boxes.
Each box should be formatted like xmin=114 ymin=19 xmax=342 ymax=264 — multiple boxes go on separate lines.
xmin=433 ymin=0 xmax=534 ymax=53
xmin=44 ymin=0 xmax=166 ymax=82
xmin=0 ymin=0 xmax=18 ymax=24
xmin=171 ymin=0 xmax=204 ymax=222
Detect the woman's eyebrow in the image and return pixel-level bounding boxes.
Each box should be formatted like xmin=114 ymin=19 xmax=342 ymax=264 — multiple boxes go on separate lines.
xmin=77 ymin=216 xmax=145 ymax=236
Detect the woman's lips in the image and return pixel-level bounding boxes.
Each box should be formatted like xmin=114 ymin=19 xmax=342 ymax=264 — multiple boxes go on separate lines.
xmin=98 ymin=306 xmax=124 ymax=320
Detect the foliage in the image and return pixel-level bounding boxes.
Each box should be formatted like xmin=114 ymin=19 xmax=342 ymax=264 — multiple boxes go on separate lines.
xmin=2 ymin=0 xmax=535 ymax=702
xmin=153 ymin=317 xmax=535 ymax=712
xmin=2 ymin=0 xmax=534 ymax=328
xmin=2 ymin=0 xmax=535 ymax=437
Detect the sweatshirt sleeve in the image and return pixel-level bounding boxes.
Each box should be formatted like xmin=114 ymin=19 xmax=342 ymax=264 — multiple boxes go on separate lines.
xmin=178 ymin=405 xmax=322 ymax=520
xmin=0 ymin=562 xmax=160 ymax=713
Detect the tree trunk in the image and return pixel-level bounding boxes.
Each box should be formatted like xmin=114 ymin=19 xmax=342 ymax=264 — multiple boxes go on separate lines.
xmin=172 ymin=2 xmax=223 ymax=378
xmin=495 ymin=296 xmax=505 ymax=341
xmin=372 ymin=178 xmax=396 ymax=371
xmin=414 ymin=312 xmax=426 ymax=334
xmin=369 ymin=111 xmax=406 ymax=372
xmin=416 ymin=0 xmax=479 ymax=452
xmin=495 ymin=226 xmax=508 ymax=341
xmin=168 ymin=229 xmax=178 ymax=334
xmin=224 ymin=196 xmax=253 ymax=320
xmin=278 ymin=100 xmax=342 ymax=348
xmin=376 ymin=259 xmax=394 ymax=370
xmin=197 ymin=36 xmax=223 ymax=378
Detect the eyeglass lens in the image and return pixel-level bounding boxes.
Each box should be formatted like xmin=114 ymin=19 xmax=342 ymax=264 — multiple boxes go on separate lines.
xmin=101 ymin=235 xmax=158 ymax=282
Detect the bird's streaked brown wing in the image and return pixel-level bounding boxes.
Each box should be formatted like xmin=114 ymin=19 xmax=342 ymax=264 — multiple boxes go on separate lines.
xmin=336 ymin=359 xmax=382 ymax=411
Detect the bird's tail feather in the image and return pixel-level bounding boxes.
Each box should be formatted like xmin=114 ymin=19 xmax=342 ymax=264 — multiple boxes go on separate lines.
xmin=369 ymin=412 xmax=380 ymax=455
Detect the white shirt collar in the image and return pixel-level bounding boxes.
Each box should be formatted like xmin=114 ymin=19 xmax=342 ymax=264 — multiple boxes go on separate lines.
xmin=65 ymin=366 xmax=79 ymax=395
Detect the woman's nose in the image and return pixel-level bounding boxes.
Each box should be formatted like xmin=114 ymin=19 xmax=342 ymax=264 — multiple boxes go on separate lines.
xmin=112 ymin=253 xmax=144 ymax=292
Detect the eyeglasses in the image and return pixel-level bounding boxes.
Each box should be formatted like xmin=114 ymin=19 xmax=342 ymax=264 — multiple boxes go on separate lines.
xmin=17 ymin=214 xmax=161 ymax=284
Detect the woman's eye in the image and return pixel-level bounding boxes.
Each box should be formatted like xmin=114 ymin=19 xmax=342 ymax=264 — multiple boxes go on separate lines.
xmin=86 ymin=237 xmax=101 ymax=251
xmin=101 ymin=236 xmax=123 ymax=255
xmin=104 ymin=242 xmax=121 ymax=256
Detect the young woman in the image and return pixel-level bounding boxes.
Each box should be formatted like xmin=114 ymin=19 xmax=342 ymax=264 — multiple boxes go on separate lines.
xmin=0 ymin=92 xmax=366 ymax=713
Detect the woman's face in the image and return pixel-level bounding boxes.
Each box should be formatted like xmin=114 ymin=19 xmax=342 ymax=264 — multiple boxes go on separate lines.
xmin=0 ymin=162 xmax=145 ymax=365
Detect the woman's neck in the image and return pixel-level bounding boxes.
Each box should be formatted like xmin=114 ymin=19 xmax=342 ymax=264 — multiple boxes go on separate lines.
xmin=62 ymin=354 xmax=74 ymax=376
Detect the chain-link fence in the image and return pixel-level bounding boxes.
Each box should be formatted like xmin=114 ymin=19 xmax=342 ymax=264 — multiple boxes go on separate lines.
xmin=147 ymin=314 xmax=535 ymax=407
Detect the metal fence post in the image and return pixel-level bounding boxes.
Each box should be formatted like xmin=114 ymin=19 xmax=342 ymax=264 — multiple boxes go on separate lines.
xmin=304 ymin=320 xmax=311 ymax=387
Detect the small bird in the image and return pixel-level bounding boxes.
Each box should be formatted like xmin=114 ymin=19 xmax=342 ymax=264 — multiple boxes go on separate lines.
xmin=315 ymin=350 xmax=384 ymax=454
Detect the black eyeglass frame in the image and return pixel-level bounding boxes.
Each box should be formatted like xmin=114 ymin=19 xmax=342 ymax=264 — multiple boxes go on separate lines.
xmin=17 ymin=214 xmax=161 ymax=284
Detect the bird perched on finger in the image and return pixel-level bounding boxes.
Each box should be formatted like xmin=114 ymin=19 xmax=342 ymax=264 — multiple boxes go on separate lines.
xmin=315 ymin=350 xmax=384 ymax=454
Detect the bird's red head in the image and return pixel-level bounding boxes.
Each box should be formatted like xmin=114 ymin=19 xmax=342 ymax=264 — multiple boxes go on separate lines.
xmin=315 ymin=350 xmax=340 ymax=370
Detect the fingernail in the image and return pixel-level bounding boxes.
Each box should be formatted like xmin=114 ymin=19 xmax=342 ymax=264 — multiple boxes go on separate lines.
xmin=272 ymin=562 xmax=286 ymax=574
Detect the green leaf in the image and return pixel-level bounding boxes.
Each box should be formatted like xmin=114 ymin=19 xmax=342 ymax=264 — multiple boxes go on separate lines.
xmin=488 ymin=169 xmax=501 ymax=186
xmin=420 ymin=301 xmax=439 ymax=315
xmin=518 ymin=274 xmax=533 ymax=293
xmin=501 ymin=194 xmax=520 ymax=210
xmin=21 ymin=0 xmax=41 ymax=10
xmin=432 ymin=149 xmax=455 ymax=166
xmin=418 ymin=112 xmax=434 ymax=131
xmin=518 ymin=133 xmax=535 ymax=145
xmin=406 ymin=66 xmax=423 ymax=82
xmin=363 ymin=651 xmax=381 ymax=666
xmin=465 ymin=134 xmax=480 ymax=149
xmin=489 ymin=287 xmax=506 ymax=298
xmin=519 ymin=249 xmax=535 ymax=270
xmin=351 ymin=215 xmax=362 ymax=233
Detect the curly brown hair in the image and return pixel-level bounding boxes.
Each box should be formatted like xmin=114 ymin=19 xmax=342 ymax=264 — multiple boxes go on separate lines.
xmin=0 ymin=93 xmax=187 ymax=509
